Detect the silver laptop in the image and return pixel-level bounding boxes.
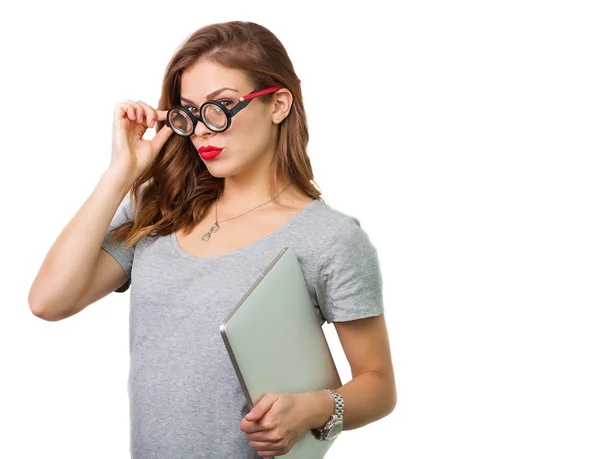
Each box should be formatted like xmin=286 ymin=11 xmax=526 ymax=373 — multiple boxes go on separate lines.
xmin=220 ymin=247 xmax=342 ymax=459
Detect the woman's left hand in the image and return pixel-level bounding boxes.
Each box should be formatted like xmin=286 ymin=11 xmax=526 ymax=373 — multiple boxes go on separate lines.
xmin=240 ymin=392 xmax=310 ymax=457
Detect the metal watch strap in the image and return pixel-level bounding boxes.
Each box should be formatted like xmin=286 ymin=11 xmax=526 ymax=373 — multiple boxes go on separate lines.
xmin=311 ymin=389 xmax=344 ymax=440
xmin=324 ymin=389 xmax=344 ymax=419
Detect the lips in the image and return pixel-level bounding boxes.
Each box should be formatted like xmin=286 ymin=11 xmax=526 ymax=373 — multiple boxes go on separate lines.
xmin=198 ymin=145 xmax=223 ymax=160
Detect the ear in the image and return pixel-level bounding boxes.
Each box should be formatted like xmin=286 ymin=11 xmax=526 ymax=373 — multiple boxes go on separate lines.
xmin=271 ymin=88 xmax=293 ymax=124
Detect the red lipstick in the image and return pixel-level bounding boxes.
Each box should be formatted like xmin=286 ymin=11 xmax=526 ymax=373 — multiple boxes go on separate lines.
xmin=198 ymin=145 xmax=223 ymax=160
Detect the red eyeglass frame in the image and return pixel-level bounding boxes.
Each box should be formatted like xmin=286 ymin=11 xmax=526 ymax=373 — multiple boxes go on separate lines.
xmin=170 ymin=78 xmax=302 ymax=135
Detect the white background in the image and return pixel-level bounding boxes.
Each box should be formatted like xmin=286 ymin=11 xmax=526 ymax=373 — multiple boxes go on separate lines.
xmin=1 ymin=0 xmax=599 ymax=458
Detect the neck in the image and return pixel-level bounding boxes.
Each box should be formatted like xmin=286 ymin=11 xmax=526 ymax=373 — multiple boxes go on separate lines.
xmin=217 ymin=166 xmax=291 ymax=217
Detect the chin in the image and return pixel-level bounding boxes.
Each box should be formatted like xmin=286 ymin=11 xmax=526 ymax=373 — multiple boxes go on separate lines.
xmin=203 ymin=161 xmax=240 ymax=179
xmin=202 ymin=150 xmax=264 ymax=178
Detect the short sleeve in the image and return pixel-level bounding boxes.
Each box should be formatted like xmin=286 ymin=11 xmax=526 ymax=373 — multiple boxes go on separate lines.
xmin=101 ymin=192 xmax=135 ymax=293
xmin=314 ymin=219 xmax=384 ymax=324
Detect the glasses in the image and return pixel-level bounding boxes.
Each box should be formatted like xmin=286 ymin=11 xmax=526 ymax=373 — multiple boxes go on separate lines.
xmin=166 ymin=79 xmax=300 ymax=136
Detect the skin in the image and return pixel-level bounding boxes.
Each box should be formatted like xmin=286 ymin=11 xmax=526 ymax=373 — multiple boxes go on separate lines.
xmin=181 ymin=61 xmax=307 ymax=205
xmin=174 ymin=60 xmax=314 ymax=259
xmin=176 ymin=61 xmax=396 ymax=456
xmin=240 ymin=315 xmax=396 ymax=456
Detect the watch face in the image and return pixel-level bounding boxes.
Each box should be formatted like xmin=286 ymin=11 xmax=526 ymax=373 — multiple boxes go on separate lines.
xmin=326 ymin=419 xmax=343 ymax=440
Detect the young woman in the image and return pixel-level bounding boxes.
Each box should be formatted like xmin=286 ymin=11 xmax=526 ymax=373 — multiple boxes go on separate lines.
xmin=29 ymin=21 xmax=396 ymax=458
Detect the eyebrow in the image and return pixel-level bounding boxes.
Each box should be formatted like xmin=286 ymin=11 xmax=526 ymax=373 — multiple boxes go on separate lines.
xmin=181 ymin=87 xmax=239 ymax=105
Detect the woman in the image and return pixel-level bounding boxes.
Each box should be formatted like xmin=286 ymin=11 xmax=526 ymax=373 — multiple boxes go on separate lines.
xmin=29 ymin=21 xmax=396 ymax=458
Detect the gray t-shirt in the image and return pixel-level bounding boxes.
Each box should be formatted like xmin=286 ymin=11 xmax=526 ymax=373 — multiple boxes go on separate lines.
xmin=101 ymin=192 xmax=384 ymax=459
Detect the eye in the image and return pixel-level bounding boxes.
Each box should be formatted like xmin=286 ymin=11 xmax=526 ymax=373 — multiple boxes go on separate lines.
xmin=183 ymin=105 xmax=200 ymax=115
xmin=217 ymin=99 xmax=234 ymax=108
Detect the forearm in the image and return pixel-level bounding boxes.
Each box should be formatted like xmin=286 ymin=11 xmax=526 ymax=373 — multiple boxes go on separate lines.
xmin=302 ymin=371 xmax=396 ymax=431
xmin=28 ymin=168 xmax=135 ymax=320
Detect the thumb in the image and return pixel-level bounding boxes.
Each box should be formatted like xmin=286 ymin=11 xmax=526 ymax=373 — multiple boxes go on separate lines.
xmin=149 ymin=123 xmax=174 ymax=153
xmin=246 ymin=394 xmax=277 ymax=421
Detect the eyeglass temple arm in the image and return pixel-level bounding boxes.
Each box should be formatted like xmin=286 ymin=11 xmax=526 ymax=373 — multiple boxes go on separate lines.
xmin=231 ymin=79 xmax=301 ymax=116
xmin=238 ymin=78 xmax=301 ymax=102
xmin=238 ymin=87 xmax=281 ymax=102
xmin=229 ymin=88 xmax=276 ymax=116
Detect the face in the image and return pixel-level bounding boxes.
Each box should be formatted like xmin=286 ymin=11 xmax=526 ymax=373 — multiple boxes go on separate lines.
xmin=179 ymin=60 xmax=286 ymax=178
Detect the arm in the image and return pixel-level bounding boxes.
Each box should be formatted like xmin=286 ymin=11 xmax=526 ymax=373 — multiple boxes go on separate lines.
xmin=28 ymin=169 xmax=135 ymax=321
xmin=302 ymin=314 xmax=397 ymax=431
xmin=240 ymin=314 xmax=396 ymax=457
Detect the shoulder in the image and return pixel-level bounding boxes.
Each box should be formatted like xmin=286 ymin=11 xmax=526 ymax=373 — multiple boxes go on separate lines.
xmin=298 ymin=199 xmax=379 ymax=271
xmin=307 ymin=199 xmax=370 ymax=246
xmin=302 ymin=200 xmax=384 ymax=323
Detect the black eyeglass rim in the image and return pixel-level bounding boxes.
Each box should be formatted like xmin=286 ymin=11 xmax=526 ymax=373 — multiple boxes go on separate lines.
xmin=167 ymin=88 xmax=264 ymax=135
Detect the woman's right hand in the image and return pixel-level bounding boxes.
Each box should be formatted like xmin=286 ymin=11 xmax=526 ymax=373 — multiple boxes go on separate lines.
xmin=109 ymin=100 xmax=174 ymax=182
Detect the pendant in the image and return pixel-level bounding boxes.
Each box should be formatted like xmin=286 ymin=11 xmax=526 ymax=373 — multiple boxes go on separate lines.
xmin=201 ymin=222 xmax=220 ymax=241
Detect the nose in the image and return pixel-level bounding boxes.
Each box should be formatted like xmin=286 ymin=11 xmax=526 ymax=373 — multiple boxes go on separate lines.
xmin=194 ymin=117 xmax=216 ymax=138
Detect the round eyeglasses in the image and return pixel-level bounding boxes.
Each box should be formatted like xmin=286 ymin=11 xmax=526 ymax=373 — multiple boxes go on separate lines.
xmin=166 ymin=81 xmax=298 ymax=136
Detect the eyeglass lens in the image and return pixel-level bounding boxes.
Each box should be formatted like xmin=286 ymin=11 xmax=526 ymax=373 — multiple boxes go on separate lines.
xmin=167 ymin=103 xmax=229 ymax=136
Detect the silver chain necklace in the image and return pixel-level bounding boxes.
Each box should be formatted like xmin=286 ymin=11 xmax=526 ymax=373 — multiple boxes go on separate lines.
xmin=201 ymin=184 xmax=291 ymax=241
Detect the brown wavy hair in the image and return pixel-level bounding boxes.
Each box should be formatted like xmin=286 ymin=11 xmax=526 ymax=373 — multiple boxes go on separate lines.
xmin=108 ymin=21 xmax=323 ymax=248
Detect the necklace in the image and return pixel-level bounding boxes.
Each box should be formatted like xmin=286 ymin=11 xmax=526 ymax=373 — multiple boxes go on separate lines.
xmin=201 ymin=184 xmax=291 ymax=241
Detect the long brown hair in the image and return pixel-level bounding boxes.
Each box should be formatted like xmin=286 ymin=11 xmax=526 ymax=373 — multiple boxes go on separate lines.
xmin=108 ymin=21 xmax=323 ymax=248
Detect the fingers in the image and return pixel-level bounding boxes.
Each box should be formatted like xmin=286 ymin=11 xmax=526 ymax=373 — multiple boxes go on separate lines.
xmin=149 ymin=120 xmax=173 ymax=152
xmin=135 ymin=100 xmax=167 ymax=127
xmin=114 ymin=100 xmax=168 ymax=127
xmin=240 ymin=418 xmax=266 ymax=434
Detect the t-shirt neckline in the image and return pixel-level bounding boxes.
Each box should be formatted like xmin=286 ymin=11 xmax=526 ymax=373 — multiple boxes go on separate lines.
xmin=169 ymin=199 xmax=320 ymax=262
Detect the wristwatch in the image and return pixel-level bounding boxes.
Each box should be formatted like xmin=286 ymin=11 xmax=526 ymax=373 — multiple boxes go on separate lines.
xmin=310 ymin=389 xmax=344 ymax=441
